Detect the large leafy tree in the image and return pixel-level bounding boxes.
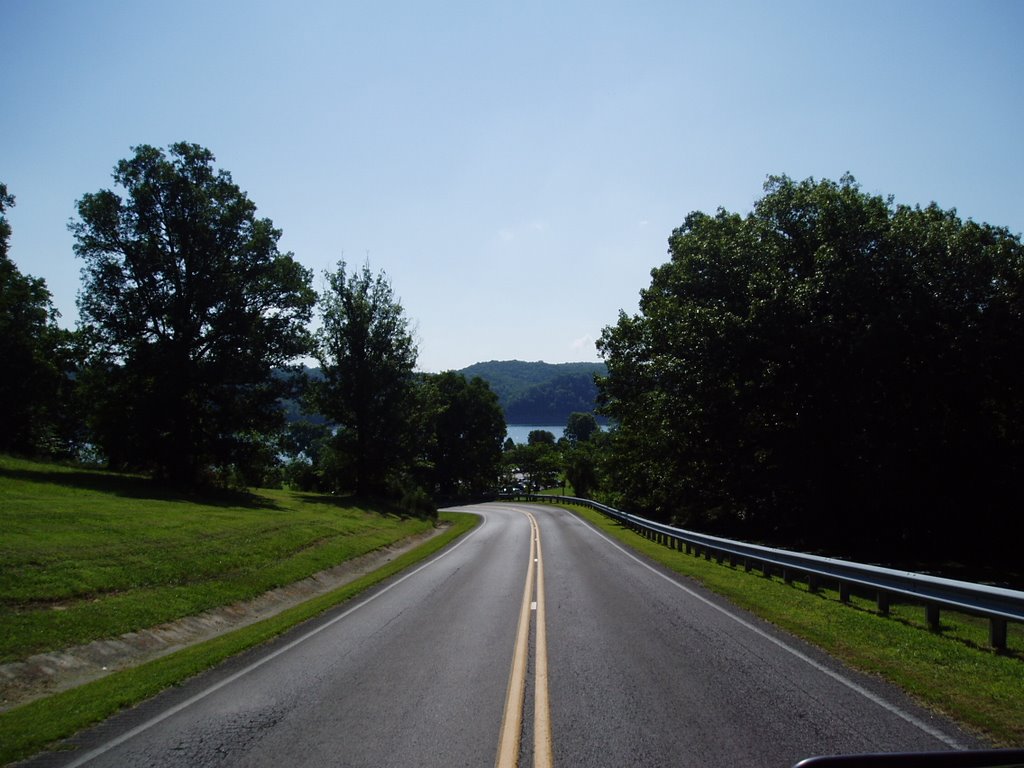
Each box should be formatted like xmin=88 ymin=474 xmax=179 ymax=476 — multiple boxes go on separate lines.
xmin=0 ymin=183 xmax=72 ymax=454
xmin=420 ymin=371 xmax=505 ymax=499
xmin=598 ymin=175 xmax=1024 ymax=560
xmin=71 ymin=143 xmax=315 ymax=484
xmin=313 ymin=261 xmax=418 ymax=496
xmin=563 ymin=412 xmax=598 ymax=446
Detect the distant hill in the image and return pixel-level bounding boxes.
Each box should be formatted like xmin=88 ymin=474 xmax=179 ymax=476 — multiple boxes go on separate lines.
xmin=459 ymin=360 xmax=607 ymax=425
xmin=280 ymin=361 xmax=608 ymax=428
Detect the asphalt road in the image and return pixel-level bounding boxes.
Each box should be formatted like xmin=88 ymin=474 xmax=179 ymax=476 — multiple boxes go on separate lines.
xmin=26 ymin=502 xmax=982 ymax=768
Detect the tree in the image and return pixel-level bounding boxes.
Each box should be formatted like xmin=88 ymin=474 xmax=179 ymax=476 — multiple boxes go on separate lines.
xmin=0 ymin=183 xmax=72 ymax=455
xmin=528 ymin=429 xmax=556 ymax=446
xmin=563 ymin=441 xmax=600 ymax=499
xmin=503 ymin=442 xmax=560 ymax=492
xmin=421 ymin=371 xmax=506 ymax=499
xmin=598 ymin=174 xmax=1024 ymax=560
xmin=313 ymin=261 xmax=418 ymax=496
xmin=563 ymin=412 xmax=598 ymax=445
xmin=71 ymin=143 xmax=315 ymax=484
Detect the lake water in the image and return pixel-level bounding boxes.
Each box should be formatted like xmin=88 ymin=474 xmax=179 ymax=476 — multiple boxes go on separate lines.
xmin=505 ymin=425 xmax=565 ymax=445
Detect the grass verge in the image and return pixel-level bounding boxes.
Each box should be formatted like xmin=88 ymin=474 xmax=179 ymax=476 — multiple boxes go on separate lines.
xmin=1 ymin=455 xmax=439 ymax=661
xmin=0 ymin=510 xmax=478 ymax=765
xmin=559 ymin=502 xmax=1024 ymax=748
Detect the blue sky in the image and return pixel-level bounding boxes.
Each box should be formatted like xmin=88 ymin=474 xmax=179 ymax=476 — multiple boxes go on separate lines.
xmin=3 ymin=0 xmax=1022 ymax=372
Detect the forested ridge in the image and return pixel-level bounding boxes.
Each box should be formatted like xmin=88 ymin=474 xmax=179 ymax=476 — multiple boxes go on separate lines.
xmin=283 ymin=361 xmax=605 ymax=427
xmin=458 ymin=360 xmax=606 ymax=423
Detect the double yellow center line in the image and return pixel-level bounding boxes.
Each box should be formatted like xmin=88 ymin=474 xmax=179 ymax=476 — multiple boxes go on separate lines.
xmin=495 ymin=510 xmax=553 ymax=768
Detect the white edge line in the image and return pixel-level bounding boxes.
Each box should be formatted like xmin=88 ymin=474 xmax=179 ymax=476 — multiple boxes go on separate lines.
xmin=61 ymin=514 xmax=489 ymax=767
xmin=573 ymin=515 xmax=966 ymax=750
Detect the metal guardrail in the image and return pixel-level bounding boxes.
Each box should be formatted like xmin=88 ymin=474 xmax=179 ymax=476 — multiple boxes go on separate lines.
xmin=506 ymin=493 xmax=1024 ymax=650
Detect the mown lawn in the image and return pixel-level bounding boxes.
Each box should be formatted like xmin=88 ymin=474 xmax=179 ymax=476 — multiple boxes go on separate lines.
xmin=0 ymin=455 xmax=437 ymax=662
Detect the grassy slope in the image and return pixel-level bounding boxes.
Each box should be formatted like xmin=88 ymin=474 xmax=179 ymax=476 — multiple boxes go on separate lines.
xmin=0 ymin=455 xmax=433 ymax=661
xmin=0 ymin=511 xmax=478 ymax=765
xmin=558 ymin=502 xmax=1024 ymax=748
xmin=0 ymin=455 xmax=481 ymax=763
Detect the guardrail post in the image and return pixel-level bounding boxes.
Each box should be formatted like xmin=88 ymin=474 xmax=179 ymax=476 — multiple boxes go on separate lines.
xmin=561 ymin=495 xmax=1024 ymax=639
xmin=990 ymin=618 xmax=1008 ymax=650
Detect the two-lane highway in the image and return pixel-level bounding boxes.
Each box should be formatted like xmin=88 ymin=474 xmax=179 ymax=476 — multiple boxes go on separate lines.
xmin=26 ymin=502 xmax=982 ymax=767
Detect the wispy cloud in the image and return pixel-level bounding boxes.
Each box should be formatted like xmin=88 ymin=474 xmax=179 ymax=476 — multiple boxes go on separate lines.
xmin=570 ymin=334 xmax=594 ymax=352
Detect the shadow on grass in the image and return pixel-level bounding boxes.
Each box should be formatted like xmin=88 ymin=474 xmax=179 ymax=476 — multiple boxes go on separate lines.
xmin=0 ymin=465 xmax=280 ymax=510
xmin=290 ymin=491 xmax=407 ymax=519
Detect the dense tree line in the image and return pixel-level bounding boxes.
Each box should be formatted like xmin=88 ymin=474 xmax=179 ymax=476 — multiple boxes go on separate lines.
xmin=500 ymin=413 xmax=607 ymax=499
xmin=459 ymin=360 xmax=606 ymax=424
xmin=503 ymin=372 xmax=602 ymax=424
xmin=1 ymin=144 xmax=505 ymax=512
xmin=597 ymin=175 xmax=1023 ymax=562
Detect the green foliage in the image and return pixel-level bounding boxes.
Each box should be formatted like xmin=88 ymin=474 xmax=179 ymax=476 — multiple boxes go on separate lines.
xmin=528 ymin=429 xmax=556 ymax=446
xmin=0 ymin=184 xmax=76 ymax=456
xmin=0 ymin=182 xmax=10 ymax=260
xmin=563 ymin=444 xmax=598 ymax=498
xmin=70 ymin=143 xmax=315 ymax=485
xmin=563 ymin=411 xmax=598 ymax=445
xmin=279 ymin=417 xmax=332 ymax=491
xmin=503 ymin=441 xmax=561 ymax=492
xmin=459 ymin=360 xmax=606 ymax=423
xmin=419 ymin=371 xmax=506 ymax=499
xmin=562 ymin=429 xmax=611 ymax=499
xmin=504 ymin=372 xmax=603 ymax=423
xmin=598 ymin=174 xmax=1024 ymax=561
xmin=313 ymin=261 xmax=418 ymax=497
